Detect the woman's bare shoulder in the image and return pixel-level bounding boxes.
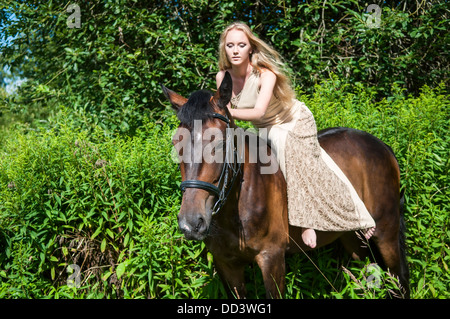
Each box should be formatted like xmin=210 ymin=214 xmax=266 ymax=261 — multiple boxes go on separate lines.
xmin=259 ymin=68 xmax=276 ymax=86
xmin=259 ymin=67 xmax=275 ymax=76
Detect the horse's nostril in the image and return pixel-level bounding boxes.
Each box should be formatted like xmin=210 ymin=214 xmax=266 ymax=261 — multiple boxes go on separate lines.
xmin=195 ymin=217 xmax=204 ymax=232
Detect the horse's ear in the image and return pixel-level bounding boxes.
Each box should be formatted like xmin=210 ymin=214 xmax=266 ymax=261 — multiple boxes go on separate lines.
xmin=161 ymin=84 xmax=188 ymax=111
xmin=212 ymin=71 xmax=232 ymax=109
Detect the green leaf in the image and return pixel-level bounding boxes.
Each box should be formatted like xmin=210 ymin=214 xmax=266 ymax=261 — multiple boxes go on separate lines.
xmin=101 ymin=238 xmax=107 ymax=252
xmin=123 ymin=233 xmax=130 ymax=247
xmin=102 ymin=271 xmax=113 ymax=281
xmin=116 ymin=261 xmax=127 ymax=279
xmin=106 ymin=228 xmax=114 ymax=239
xmin=91 ymin=226 xmax=102 ymax=240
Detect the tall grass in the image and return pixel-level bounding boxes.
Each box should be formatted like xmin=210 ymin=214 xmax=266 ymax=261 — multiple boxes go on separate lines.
xmin=0 ymin=80 xmax=448 ymax=298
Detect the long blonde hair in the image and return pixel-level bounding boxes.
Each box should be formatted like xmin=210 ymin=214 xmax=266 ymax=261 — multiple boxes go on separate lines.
xmin=218 ymin=22 xmax=295 ymax=105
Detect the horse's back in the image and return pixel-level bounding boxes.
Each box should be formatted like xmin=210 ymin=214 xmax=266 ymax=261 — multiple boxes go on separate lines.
xmin=317 ymin=127 xmax=401 ymax=221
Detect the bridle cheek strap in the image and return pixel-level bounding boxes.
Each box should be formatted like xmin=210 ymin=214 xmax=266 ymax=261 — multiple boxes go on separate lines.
xmin=179 ymin=112 xmax=242 ymax=216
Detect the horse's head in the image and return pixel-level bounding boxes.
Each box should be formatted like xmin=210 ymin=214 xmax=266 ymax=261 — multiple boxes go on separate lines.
xmin=162 ymin=72 xmax=234 ymax=240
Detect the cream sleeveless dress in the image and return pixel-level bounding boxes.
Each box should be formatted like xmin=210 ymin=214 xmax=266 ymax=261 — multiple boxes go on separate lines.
xmin=231 ymin=70 xmax=375 ymax=231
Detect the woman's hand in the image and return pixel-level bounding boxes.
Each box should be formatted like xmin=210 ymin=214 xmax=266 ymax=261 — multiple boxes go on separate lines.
xmin=229 ymin=69 xmax=276 ymax=121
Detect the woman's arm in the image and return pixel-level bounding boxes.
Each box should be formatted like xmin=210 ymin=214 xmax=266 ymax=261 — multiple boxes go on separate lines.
xmin=229 ymin=70 xmax=277 ymax=121
xmin=221 ymin=70 xmax=276 ymax=121
xmin=229 ymin=70 xmax=276 ymax=121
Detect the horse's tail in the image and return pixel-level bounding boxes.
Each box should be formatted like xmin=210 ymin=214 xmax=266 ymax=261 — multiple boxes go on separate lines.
xmin=398 ymin=188 xmax=410 ymax=296
xmin=389 ymin=142 xmax=407 ymax=266
xmin=399 ymin=188 xmax=406 ymax=250
xmin=399 ymin=188 xmax=405 ymax=215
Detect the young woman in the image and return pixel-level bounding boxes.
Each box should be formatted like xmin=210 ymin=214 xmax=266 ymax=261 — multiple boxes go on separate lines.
xmin=216 ymin=22 xmax=375 ymax=248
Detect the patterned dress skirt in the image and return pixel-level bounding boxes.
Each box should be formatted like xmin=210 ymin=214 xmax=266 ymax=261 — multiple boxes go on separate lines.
xmin=263 ymin=100 xmax=375 ymax=231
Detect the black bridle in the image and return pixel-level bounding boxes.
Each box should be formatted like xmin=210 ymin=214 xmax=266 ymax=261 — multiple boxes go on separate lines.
xmin=179 ymin=113 xmax=242 ymax=216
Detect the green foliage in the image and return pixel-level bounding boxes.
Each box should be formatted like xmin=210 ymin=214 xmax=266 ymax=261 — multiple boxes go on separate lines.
xmin=1 ymin=81 xmax=448 ymax=299
xmin=300 ymin=79 xmax=450 ymax=299
xmin=1 ymin=108 xmax=185 ymax=298
xmin=1 ymin=1 xmax=448 ymax=133
xmin=0 ymin=0 xmax=448 ymax=299
xmin=333 ymin=261 xmax=407 ymax=299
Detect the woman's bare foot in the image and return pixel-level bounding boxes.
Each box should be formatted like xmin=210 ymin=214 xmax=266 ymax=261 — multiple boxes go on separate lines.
xmin=364 ymin=226 xmax=376 ymax=240
xmin=301 ymin=228 xmax=317 ymax=249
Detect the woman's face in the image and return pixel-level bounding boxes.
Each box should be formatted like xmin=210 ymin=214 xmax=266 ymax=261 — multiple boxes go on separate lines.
xmin=224 ymin=29 xmax=252 ymax=67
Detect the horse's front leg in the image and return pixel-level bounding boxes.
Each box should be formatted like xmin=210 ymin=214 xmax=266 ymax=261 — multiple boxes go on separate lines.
xmin=214 ymin=258 xmax=247 ymax=299
xmin=255 ymin=248 xmax=286 ymax=299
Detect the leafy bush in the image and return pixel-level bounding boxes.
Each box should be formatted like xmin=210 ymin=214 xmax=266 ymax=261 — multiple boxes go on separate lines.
xmin=1 ymin=1 xmax=448 ymax=134
xmin=300 ymin=79 xmax=450 ymax=298
xmin=0 ymin=0 xmax=448 ymax=300
xmin=0 ymin=108 xmax=191 ymax=298
xmin=0 ymin=79 xmax=448 ymax=298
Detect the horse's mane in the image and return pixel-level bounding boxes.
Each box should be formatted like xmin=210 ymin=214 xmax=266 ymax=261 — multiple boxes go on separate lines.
xmin=177 ymin=90 xmax=215 ymax=128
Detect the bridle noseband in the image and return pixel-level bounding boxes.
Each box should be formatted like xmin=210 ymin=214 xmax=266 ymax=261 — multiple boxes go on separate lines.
xmin=179 ymin=113 xmax=242 ymax=216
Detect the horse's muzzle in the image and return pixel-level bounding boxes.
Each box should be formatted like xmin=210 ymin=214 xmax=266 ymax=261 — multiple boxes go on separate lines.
xmin=178 ymin=213 xmax=209 ymax=241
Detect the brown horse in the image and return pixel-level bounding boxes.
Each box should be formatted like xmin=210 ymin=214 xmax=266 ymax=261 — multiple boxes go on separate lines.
xmin=162 ymin=72 xmax=409 ymax=298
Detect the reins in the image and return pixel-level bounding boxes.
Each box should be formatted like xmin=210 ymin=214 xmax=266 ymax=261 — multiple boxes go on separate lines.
xmin=179 ymin=112 xmax=243 ymax=216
